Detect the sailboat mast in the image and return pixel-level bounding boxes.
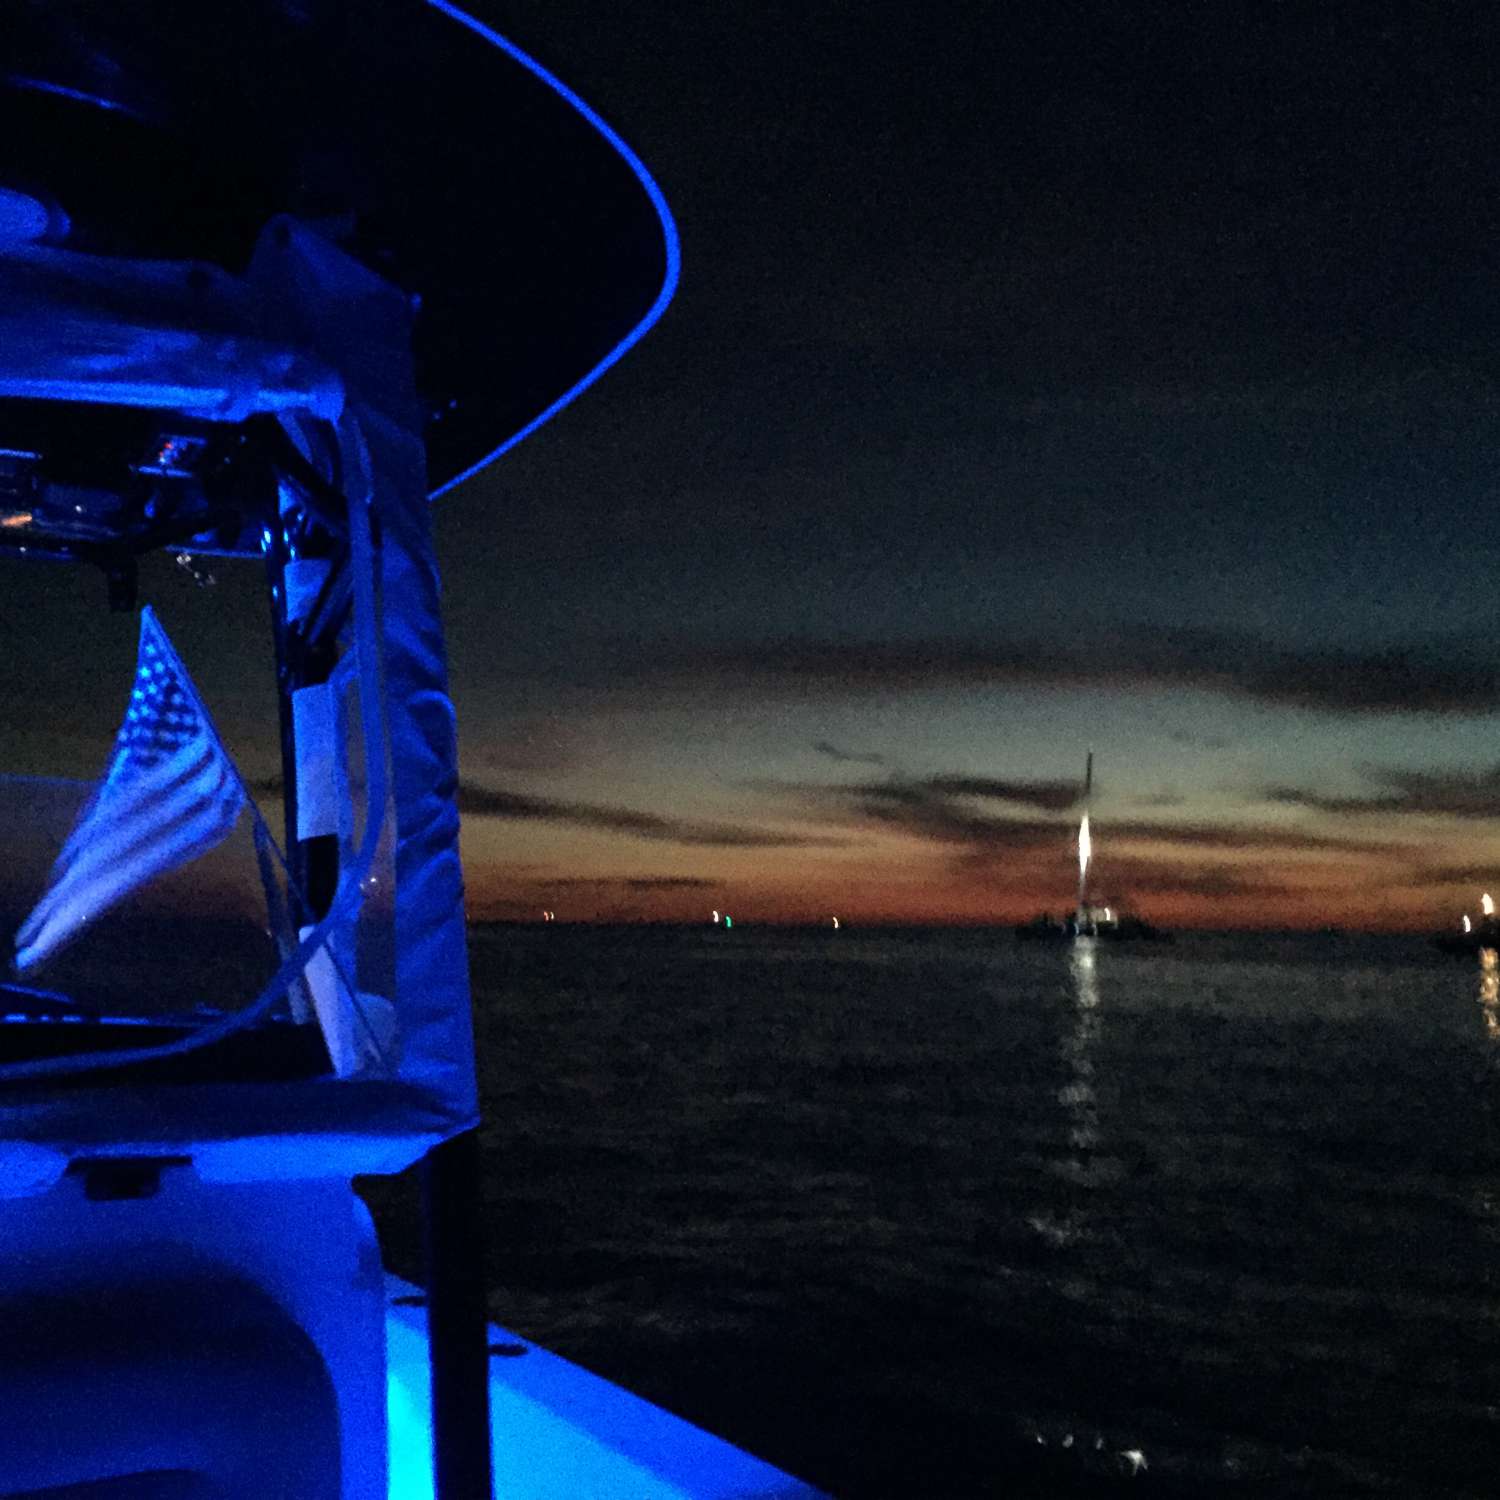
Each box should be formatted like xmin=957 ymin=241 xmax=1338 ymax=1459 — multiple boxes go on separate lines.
xmin=1077 ymin=751 xmax=1093 ymax=912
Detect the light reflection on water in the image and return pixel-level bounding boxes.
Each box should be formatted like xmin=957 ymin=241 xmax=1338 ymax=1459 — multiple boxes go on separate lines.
xmin=1026 ymin=939 xmax=1153 ymax=1479
xmin=444 ymin=926 xmax=1500 ymax=1499
xmin=1062 ymin=939 xmax=1101 ymax=1155
xmin=1031 ymin=940 xmax=1129 ymax=1247
xmin=1479 ymin=947 xmax=1498 ymax=1039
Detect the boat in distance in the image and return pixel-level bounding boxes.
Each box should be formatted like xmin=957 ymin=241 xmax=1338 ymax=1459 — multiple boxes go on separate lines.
xmin=1015 ymin=907 xmax=1173 ymax=943
xmin=1014 ymin=753 xmax=1173 ymax=944
xmin=1432 ymin=892 xmax=1500 ymax=956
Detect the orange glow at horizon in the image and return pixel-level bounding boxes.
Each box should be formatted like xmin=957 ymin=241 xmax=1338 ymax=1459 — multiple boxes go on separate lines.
xmin=452 ymin=720 xmax=1500 ymax=935
xmin=460 ymin=834 xmax=1487 ymax=932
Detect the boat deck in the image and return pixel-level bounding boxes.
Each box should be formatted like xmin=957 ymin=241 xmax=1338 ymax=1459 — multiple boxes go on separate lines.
xmin=384 ymin=1276 xmax=824 ymax=1499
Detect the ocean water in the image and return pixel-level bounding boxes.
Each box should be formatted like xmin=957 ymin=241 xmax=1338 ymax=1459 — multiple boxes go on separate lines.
xmin=403 ymin=927 xmax=1500 ymax=1498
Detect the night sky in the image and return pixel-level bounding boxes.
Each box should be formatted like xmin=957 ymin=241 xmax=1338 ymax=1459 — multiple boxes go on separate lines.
xmin=6 ymin=1 xmax=1500 ymax=930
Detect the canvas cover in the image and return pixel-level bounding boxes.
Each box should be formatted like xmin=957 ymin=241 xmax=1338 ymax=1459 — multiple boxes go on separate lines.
xmin=0 ymin=221 xmax=478 ymax=1178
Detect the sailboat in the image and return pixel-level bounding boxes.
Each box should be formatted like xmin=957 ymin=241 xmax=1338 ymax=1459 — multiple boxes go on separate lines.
xmin=1432 ymin=892 xmax=1500 ymax=955
xmin=1015 ymin=753 xmax=1171 ymax=943
xmin=0 ymin=6 xmax=821 ymax=1498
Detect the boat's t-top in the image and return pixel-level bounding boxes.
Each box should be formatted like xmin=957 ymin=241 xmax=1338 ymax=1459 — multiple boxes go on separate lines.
xmin=0 ymin=5 xmax=677 ymax=1497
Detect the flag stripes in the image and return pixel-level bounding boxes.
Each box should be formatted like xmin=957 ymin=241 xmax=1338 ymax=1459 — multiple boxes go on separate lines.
xmin=14 ymin=609 xmax=247 ymax=971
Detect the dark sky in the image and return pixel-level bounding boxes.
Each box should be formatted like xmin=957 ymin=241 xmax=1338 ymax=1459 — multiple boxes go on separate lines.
xmin=429 ymin=1 xmax=1500 ymax=928
xmin=6 ymin=1 xmax=1500 ymax=928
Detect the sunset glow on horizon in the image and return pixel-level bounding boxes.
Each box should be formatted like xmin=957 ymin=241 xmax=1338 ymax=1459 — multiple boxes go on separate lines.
xmin=5 ymin=3 xmax=1500 ymax=942
xmin=442 ymin=661 xmax=1500 ymax=933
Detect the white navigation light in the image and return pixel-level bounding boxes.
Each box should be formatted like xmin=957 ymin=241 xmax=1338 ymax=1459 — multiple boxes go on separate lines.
xmin=1464 ymin=915 xmax=1472 ymax=933
xmin=1078 ymin=814 xmax=1092 ymax=880
xmin=1483 ymin=893 xmax=1495 ymax=917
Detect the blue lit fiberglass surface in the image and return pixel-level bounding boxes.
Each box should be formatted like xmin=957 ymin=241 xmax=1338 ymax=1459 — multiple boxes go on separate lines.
xmin=0 ymin=8 xmax=807 ymax=1496
xmin=386 ymin=1277 xmax=825 ymax=1500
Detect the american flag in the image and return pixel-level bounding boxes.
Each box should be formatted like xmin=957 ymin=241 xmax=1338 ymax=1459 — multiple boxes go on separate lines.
xmin=14 ymin=607 xmax=247 ymax=971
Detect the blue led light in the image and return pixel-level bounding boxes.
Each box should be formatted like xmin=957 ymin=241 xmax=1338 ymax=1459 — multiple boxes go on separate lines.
xmin=422 ymin=0 xmax=681 ymax=499
xmin=7 ymin=75 xmax=140 ymax=117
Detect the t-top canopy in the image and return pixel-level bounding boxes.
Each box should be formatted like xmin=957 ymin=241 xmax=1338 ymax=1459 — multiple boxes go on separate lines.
xmin=0 ymin=221 xmax=483 ymax=1177
xmin=0 ymin=0 xmax=679 ymax=500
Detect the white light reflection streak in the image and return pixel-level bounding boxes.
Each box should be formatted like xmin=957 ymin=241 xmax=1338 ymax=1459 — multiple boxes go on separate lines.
xmin=1064 ymin=940 xmax=1102 ymax=1154
xmin=1473 ymin=949 xmax=1500 ymax=1270
xmin=1479 ymin=947 xmax=1499 ymax=1041
xmin=1029 ymin=939 xmax=1107 ymax=1251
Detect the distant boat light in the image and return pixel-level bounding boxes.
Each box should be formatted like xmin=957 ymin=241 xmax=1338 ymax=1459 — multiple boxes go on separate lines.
xmin=831 ymin=916 xmax=840 ymax=930
xmin=712 ymin=910 xmax=721 ymax=924
xmin=1464 ymin=915 xmax=1473 ymax=933
xmin=1484 ymin=893 xmax=1495 ymax=917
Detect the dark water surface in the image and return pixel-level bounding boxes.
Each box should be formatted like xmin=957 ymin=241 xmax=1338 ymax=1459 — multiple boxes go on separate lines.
xmin=377 ymin=927 xmax=1500 ymax=1498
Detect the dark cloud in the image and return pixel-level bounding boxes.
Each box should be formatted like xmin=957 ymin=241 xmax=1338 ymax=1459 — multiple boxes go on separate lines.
xmin=764 ymin=771 xmax=1081 ymax=818
xmin=762 ymin=769 xmax=1409 ymax=875
xmin=756 ymin=768 xmax=1410 ymax=882
xmin=779 ymin=772 xmax=1406 ymax=871
xmin=924 ymin=774 xmax=1082 ymax=813
xmin=1223 ymin=638 xmax=1500 ymax=717
xmin=812 ymin=740 xmax=885 ymax=766
xmin=1104 ymin=818 xmax=1404 ymax=857
xmin=457 ymin=781 xmax=844 ymax=850
xmin=641 ymin=626 xmax=1500 ymax=717
xmin=850 ymin=782 xmax=1062 ymax=852
xmin=1087 ymin=858 xmax=1327 ymax=902
xmin=1267 ymin=764 xmax=1500 ymax=818
xmin=758 ymin=775 xmax=1065 ymax=852
xmin=466 ymin=899 xmax=535 ymax=920
xmin=1076 ymin=853 xmax=1447 ymax=907
xmin=1414 ymin=863 xmax=1500 ymax=890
